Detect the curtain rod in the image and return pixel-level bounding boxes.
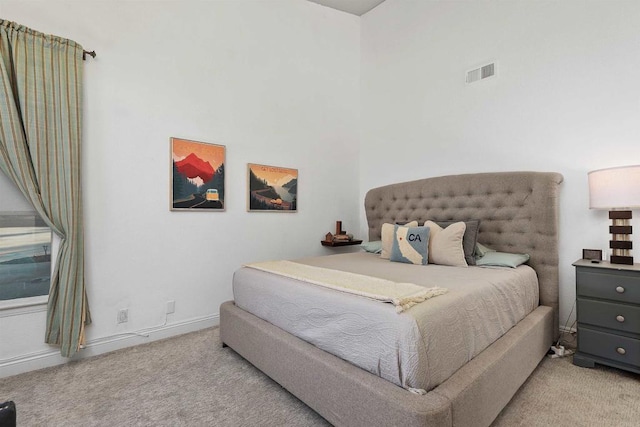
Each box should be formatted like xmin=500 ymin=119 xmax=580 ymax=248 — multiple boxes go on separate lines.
xmin=82 ymin=50 xmax=96 ymax=60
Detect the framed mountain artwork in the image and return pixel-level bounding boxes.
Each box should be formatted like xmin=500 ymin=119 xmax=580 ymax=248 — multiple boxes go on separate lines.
xmin=247 ymin=163 xmax=298 ymax=212
xmin=171 ymin=138 xmax=225 ymax=211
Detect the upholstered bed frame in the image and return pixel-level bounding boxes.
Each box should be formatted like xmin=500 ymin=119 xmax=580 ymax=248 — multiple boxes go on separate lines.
xmin=220 ymin=171 xmax=563 ymax=427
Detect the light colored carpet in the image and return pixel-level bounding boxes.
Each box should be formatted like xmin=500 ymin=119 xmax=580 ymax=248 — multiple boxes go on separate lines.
xmin=493 ymin=350 xmax=639 ymax=426
xmin=0 ymin=327 xmax=638 ymax=426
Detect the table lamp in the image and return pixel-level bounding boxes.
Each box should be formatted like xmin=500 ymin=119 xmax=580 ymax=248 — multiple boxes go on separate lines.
xmin=588 ymin=165 xmax=640 ymax=265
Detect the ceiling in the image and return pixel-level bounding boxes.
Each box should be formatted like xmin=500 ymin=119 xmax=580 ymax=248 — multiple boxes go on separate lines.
xmin=307 ymin=0 xmax=386 ymax=16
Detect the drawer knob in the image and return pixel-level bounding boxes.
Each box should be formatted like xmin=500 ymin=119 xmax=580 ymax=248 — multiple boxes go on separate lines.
xmin=616 ymin=315 xmax=625 ymax=323
xmin=616 ymin=286 xmax=625 ymax=293
xmin=616 ymin=347 xmax=626 ymax=355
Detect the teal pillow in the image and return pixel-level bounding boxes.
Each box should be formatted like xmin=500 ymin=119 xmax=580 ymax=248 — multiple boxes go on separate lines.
xmin=476 ymin=251 xmax=530 ymax=268
xmin=361 ymin=240 xmax=382 ymax=254
xmin=475 ymin=242 xmax=496 ymax=258
xmin=390 ymin=225 xmax=430 ymax=265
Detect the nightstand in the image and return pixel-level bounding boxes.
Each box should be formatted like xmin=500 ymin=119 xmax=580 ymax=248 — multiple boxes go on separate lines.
xmin=572 ymin=259 xmax=640 ymax=374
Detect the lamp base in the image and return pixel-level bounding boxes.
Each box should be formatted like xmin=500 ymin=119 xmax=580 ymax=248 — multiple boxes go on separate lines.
xmin=609 ymin=210 xmax=634 ymax=265
xmin=610 ymin=255 xmax=634 ymax=265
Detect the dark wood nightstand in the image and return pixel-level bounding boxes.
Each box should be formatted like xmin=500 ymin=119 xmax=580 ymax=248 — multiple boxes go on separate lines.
xmin=572 ymin=259 xmax=640 ymax=374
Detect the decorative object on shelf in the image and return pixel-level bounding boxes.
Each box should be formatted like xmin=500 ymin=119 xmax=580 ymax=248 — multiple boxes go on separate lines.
xmin=171 ymin=138 xmax=225 ymax=211
xmin=588 ymin=165 xmax=640 ymax=264
xmin=247 ymin=163 xmax=298 ymax=212
xmin=321 ymin=221 xmax=361 ymax=247
xmin=582 ymin=249 xmax=602 ymax=262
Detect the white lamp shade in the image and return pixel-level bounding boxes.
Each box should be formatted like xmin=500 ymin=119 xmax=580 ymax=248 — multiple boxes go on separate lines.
xmin=588 ymin=165 xmax=640 ymax=209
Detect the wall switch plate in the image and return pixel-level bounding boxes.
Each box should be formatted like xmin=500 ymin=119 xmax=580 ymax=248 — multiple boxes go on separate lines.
xmin=117 ymin=308 xmax=129 ymax=324
xmin=166 ymin=300 xmax=175 ymax=314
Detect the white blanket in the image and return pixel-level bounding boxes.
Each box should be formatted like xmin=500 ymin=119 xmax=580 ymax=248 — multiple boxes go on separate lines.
xmin=246 ymin=260 xmax=448 ymax=313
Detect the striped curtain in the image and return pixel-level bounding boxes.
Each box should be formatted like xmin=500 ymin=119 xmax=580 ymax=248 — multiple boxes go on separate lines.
xmin=0 ymin=20 xmax=90 ymax=357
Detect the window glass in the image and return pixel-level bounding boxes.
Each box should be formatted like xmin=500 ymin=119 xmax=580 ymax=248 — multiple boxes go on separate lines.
xmin=0 ymin=173 xmax=51 ymax=301
xmin=0 ymin=212 xmax=52 ymax=300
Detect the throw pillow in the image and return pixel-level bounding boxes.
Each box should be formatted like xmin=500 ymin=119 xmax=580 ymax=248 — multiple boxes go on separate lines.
xmin=390 ymin=225 xmax=430 ymax=265
xmin=475 ymin=242 xmax=496 ymax=258
xmin=423 ymin=221 xmax=467 ymax=267
xmin=435 ymin=220 xmax=480 ymax=265
xmin=381 ymin=221 xmax=418 ymax=259
xmin=476 ymin=251 xmax=530 ymax=268
xmin=361 ymin=240 xmax=382 ymax=254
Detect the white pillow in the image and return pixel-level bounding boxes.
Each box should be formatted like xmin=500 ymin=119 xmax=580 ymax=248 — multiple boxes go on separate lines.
xmin=423 ymin=221 xmax=467 ymax=267
xmin=381 ymin=221 xmax=418 ymax=259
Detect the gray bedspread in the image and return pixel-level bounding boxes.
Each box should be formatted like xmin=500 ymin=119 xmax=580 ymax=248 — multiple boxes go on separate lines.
xmin=232 ymin=252 xmax=538 ymax=392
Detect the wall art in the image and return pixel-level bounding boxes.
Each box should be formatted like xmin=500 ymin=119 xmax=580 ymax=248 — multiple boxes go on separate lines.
xmin=247 ymin=163 xmax=298 ymax=212
xmin=171 ymin=138 xmax=225 ymax=211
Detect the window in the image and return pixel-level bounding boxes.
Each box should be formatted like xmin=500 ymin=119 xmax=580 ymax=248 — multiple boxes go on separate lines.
xmin=0 ymin=212 xmax=51 ymax=301
xmin=0 ymin=172 xmax=51 ymax=303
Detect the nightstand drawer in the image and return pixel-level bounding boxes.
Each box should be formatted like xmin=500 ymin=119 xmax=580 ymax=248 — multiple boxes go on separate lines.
xmin=576 ymin=270 xmax=640 ymax=304
xmin=579 ymin=328 xmax=640 ymax=367
xmin=577 ymin=299 xmax=640 ymax=334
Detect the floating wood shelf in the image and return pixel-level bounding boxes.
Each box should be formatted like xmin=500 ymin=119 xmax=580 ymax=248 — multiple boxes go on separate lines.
xmin=321 ymin=239 xmax=363 ymax=247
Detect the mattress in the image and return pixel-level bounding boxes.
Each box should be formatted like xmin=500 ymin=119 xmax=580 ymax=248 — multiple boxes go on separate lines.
xmin=232 ymin=252 xmax=539 ymax=392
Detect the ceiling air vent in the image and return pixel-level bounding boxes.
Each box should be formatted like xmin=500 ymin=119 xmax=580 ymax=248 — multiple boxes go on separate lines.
xmin=466 ymin=62 xmax=496 ymax=84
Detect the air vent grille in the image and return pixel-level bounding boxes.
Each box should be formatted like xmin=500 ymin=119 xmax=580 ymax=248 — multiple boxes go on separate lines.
xmin=481 ymin=63 xmax=495 ymax=78
xmin=466 ymin=62 xmax=497 ymax=84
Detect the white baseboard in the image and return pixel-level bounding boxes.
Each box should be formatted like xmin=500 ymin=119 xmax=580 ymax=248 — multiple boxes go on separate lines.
xmin=0 ymin=313 xmax=219 ymax=379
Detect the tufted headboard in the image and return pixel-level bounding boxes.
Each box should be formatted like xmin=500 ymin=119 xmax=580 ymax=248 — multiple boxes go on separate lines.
xmin=364 ymin=171 xmax=563 ymax=335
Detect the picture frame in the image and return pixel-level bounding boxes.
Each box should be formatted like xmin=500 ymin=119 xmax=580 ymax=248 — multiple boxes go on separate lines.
xmin=171 ymin=138 xmax=225 ymax=211
xmin=582 ymin=249 xmax=602 ymax=261
xmin=247 ymin=163 xmax=298 ymax=212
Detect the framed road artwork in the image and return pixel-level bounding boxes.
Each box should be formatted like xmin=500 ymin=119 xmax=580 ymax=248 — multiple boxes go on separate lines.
xmin=247 ymin=163 xmax=298 ymax=212
xmin=171 ymin=137 xmax=225 ymax=211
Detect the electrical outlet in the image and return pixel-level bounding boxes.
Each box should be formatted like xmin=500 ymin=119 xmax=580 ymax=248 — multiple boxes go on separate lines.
xmin=117 ymin=308 xmax=129 ymax=324
xmin=166 ymin=300 xmax=175 ymax=314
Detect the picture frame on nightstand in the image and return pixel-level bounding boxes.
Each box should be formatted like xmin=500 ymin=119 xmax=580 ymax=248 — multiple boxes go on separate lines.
xmin=582 ymin=249 xmax=602 ymax=262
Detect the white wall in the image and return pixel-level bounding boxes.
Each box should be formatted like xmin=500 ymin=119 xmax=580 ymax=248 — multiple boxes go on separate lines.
xmin=360 ymin=0 xmax=640 ymax=327
xmin=0 ymin=0 xmax=360 ymax=375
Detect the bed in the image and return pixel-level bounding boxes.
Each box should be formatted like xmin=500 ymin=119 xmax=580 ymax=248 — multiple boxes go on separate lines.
xmin=220 ymin=171 xmax=563 ymax=427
